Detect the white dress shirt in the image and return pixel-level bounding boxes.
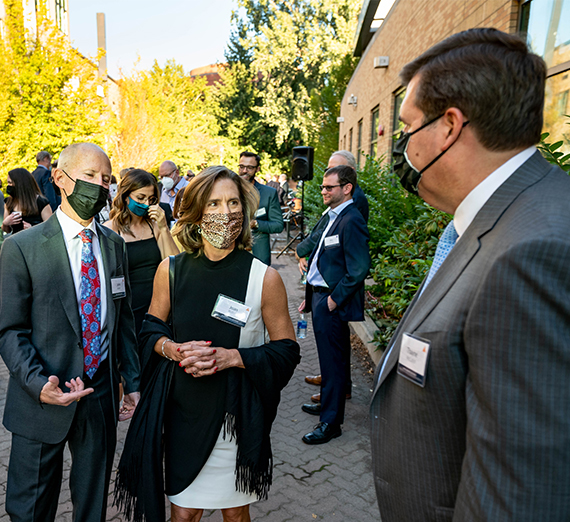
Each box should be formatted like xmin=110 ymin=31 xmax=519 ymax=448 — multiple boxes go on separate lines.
xmin=56 ymin=208 xmax=109 ymax=361
xmin=307 ymin=198 xmax=354 ymax=288
xmin=454 ymin=146 xmax=537 ymax=237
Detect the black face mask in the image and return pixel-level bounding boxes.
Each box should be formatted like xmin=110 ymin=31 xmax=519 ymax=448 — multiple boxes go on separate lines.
xmin=6 ymin=185 xmax=15 ymax=197
xmin=393 ymin=114 xmax=468 ymax=196
xmin=62 ymin=169 xmax=109 ymax=220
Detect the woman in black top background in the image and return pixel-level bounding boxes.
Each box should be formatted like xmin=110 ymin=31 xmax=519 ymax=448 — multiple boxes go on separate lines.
xmin=104 ymin=168 xmax=178 ymax=340
xmin=3 ymin=167 xmax=52 ymax=234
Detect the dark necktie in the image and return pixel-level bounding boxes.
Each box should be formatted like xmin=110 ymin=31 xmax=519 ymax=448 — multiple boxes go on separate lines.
xmin=79 ymin=229 xmax=101 ymax=378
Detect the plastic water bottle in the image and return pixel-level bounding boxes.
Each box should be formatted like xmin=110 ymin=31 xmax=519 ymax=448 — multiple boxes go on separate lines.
xmin=296 ymin=313 xmax=307 ymax=339
xmin=300 ymin=270 xmax=307 ymax=285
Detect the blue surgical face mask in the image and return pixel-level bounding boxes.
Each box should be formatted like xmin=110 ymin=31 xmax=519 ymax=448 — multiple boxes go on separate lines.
xmin=127 ymin=197 xmax=149 ymax=217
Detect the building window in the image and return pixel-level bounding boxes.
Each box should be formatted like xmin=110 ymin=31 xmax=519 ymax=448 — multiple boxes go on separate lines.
xmin=391 ymin=88 xmax=406 ymax=157
xmin=519 ymin=0 xmax=570 ymax=71
xmin=520 ymin=0 xmax=570 ymax=152
xmin=349 ymin=128 xmax=353 ymax=153
xmin=370 ymin=105 xmax=379 ymax=158
xmin=357 ymin=119 xmax=363 ymax=168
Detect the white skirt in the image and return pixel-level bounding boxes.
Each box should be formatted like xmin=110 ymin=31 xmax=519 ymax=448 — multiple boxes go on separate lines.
xmin=168 ymin=427 xmax=259 ymax=510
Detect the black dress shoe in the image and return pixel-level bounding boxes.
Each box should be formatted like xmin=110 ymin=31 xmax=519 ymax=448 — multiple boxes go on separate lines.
xmin=302 ymin=403 xmax=321 ymax=415
xmin=302 ymin=422 xmax=342 ymax=445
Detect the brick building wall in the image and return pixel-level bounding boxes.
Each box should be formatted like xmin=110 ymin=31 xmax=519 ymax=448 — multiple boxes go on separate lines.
xmin=339 ymin=0 xmax=520 ymax=162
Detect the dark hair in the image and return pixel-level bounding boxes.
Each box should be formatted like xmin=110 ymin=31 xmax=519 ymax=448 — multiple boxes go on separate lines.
xmin=36 ymin=151 xmax=51 ymax=163
xmin=400 ymin=28 xmax=546 ymax=151
xmin=324 ymin=165 xmax=357 ymax=196
xmin=173 ymin=166 xmax=259 ymax=254
xmin=110 ymin=169 xmax=159 ymax=236
xmin=240 ymin=151 xmax=261 ymax=167
xmin=6 ymin=168 xmax=41 ymax=216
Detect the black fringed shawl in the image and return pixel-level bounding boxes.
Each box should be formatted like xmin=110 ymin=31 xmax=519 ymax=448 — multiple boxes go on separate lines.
xmin=114 ymin=314 xmax=300 ymax=522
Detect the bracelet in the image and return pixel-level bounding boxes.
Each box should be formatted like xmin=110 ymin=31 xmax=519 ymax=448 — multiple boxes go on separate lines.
xmin=161 ymin=338 xmax=174 ymax=361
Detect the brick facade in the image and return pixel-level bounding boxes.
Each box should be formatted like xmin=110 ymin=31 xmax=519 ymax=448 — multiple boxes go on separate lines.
xmin=339 ymin=0 xmax=520 ymax=161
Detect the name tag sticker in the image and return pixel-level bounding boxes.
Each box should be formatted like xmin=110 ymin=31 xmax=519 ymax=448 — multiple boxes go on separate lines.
xmin=254 ymin=207 xmax=267 ymax=218
xmin=211 ymin=294 xmax=251 ymax=328
xmin=111 ymin=276 xmax=126 ymax=299
xmin=397 ymin=333 xmax=431 ymax=387
xmin=324 ymin=235 xmax=340 ymax=248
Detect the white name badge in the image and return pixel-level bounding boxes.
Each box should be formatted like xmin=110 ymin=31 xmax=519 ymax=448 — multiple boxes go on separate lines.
xmin=397 ymin=333 xmax=431 ymax=387
xmin=324 ymin=234 xmax=340 ymax=248
xmin=111 ymin=276 xmax=126 ymax=299
xmin=254 ymin=207 xmax=267 ymax=218
xmin=211 ymin=294 xmax=252 ymax=328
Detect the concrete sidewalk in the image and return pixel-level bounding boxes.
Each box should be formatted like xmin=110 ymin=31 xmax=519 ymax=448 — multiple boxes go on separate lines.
xmin=0 ymin=251 xmax=379 ymax=521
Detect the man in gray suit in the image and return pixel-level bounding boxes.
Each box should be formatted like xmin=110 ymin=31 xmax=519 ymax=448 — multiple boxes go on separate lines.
xmin=370 ymin=29 xmax=570 ymax=521
xmin=0 ymin=142 xmax=140 ymax=522
xmin=239 ymin=151 xmax=284 ymax=266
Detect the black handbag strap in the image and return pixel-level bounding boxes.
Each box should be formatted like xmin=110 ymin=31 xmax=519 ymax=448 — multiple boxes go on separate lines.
xmin=168 ymin=255 xmax=175 ymax=333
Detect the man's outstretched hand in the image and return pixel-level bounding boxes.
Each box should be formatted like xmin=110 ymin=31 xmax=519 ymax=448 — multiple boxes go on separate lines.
xmin=40 ymin=375 xmax=94 ymax=406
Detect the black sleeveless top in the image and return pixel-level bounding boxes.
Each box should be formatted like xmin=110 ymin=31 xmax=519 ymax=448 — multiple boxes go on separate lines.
xmin=123 ymin=222 xmax=162 ymax=341
xmin=164 ymin=247 xmax=255 ymax=495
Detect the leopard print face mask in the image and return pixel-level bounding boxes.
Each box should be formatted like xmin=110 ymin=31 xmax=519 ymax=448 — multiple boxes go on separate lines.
xmin=200 ymin=211 xmax=244 ymax=249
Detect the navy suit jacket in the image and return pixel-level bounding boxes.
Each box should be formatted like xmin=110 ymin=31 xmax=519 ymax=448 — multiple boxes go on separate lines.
xmin=297 ymin=184 xmax=369 ymax=259
xmin=304 ymin=203 xmax=370 ymax=322
xmin=251 ymin=180 xmax=284 ymax=265
xmin=31 ymin=165 xmax=58 ymax=211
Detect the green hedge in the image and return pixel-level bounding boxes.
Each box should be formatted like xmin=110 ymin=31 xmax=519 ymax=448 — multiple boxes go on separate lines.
xmin=301 ymin=127 xmax=570 ymax=352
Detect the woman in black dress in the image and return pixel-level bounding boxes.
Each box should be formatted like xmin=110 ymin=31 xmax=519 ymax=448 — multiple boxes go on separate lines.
xmin=2 ymin=168 xmax=52 ymax=234
xmin=115 ymin=166 xmax=300 ymax=522
xmin=104 ymin=169 xmax=178 ymax=339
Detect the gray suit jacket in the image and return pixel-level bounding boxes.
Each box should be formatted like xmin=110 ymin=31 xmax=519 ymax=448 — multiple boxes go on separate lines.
xmin=252 ymin=180 xmax=284 ymax=265
xmin=0 ymin=214 xmax=140 ymax=444
xmin=370 ymin=152 xmax=570 ymax=521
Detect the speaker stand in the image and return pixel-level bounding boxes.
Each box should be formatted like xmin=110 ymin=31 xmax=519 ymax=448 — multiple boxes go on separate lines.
xmin=276 ymin=180 xmax=305 ymax=258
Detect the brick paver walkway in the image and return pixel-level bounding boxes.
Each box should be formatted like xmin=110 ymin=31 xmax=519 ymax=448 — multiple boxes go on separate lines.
xmin=0 ymin=249 xmax=379 ymax=521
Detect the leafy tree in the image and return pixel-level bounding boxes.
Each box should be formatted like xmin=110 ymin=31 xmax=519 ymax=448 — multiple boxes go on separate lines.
xmin=111 ymin=60 xmax=224 ymax=173
xmin=0 ymin=0 xmax=114 ymax=185
xmin=215 ymin=0 xmax=360 ymax=172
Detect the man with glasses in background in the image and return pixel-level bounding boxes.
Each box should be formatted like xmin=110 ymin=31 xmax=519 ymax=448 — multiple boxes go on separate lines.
xmin=299 ymin=165 xmax=370 ymax=444
xmin=158 ymin=160 xmax=188 ymax=213
xmin=238 ymin=151 xmax=284 ymax=266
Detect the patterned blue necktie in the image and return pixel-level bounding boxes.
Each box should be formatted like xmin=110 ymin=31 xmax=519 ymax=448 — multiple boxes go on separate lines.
xmin=422 ymin=220 xmax=458 ymax=290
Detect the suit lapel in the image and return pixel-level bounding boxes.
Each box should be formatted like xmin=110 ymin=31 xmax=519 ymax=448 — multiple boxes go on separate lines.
xmin=373 ymin=151 xmax=554 ymax=393
xmin=311 ymin=203 xmax=351 ymax=264
xmin=41 ymin=215 xmax=82 ymax=339
xmin=97 ymin=222 xmax=116 ymax=341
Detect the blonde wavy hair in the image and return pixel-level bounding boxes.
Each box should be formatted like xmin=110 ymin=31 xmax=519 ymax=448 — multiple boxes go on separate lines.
xmin=173 ymin=166 xmax=259 ymax=254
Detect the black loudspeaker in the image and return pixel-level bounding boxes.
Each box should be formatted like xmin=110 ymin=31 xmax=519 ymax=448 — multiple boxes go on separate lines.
xmin=291 ymin=146 xmax=314 ymax=181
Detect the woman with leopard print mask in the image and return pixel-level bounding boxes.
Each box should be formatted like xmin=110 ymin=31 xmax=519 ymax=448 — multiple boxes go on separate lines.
xmin=115 ymin=166 xmax=301 ymax=522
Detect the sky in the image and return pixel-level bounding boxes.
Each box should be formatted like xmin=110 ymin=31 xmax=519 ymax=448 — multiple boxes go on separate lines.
xmin=69 ymin=0 xmax=238 ymax=79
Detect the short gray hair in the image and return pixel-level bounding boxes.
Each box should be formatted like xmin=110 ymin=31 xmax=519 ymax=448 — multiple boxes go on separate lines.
xmin=36 ymin=151 xmax=51 ymax=163
xmin=330 ymin=150 xmax=356 ymax=170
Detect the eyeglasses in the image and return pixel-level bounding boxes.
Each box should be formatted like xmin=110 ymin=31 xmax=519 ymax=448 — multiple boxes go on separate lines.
xmin=319 ymin=183 xmax=347 ymax=192
xmin=238 ymin=165 xmax=258 ymax=172
xmin=162 ymin=168 xmax=177 ymax=178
